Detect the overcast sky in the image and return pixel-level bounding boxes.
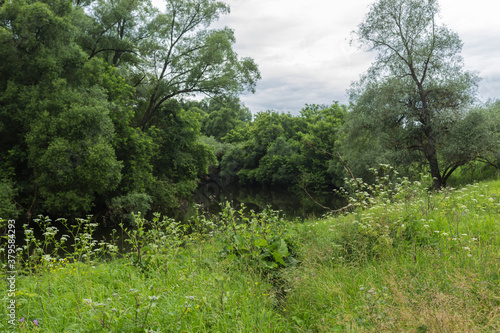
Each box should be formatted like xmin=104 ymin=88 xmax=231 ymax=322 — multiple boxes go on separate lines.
xmin=152 ymin=0 xmax=500 ymax=114
xmin=206 ymin=0 xmax=500 ymax=115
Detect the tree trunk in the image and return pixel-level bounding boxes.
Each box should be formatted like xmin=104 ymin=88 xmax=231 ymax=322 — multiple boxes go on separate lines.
xmin=422 ymin=135 xmax=444 ymax=189
xmin=427 ymin=150 xmax=444 ymax=189
xmin=419 ymin=91 xmax=445 ymax=190
xmin=422 ymin=124 xmax=445 ymax=189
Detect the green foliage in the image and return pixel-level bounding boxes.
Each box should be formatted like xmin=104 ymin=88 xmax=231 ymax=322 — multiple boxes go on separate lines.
xmin=0 ymin=180 xmax=19 ymax=219
xmin=214 ymin=202 xmax=298 ymax=271
xmin=120 ymin=212 xmax=186 ymax=271
xmin=108 ymin=192 xmax=152 ymax=223
xmin=26 ymin=84 xmax=123 ymax=214
xmin=1 ymin=0 xmax=259 ymax=219
xmin=253 ymin=136 xmax=303 ymax=186
xmin=282 ymin=179 xmax=500 ymax=332
xmin=330 ymin=165 xmax=434 ymax=262
xmin=129 ymin=0 xmax=260 ymax=128
xmin=75 ymin=0 xmax=156 ymax=65
xmin=17 ymin=215 xmax=118 ymax=275
xmin=448 ymin=101 xmax=500 ymax=168
xmin=202 ymin=107 xmax=243 ymax=141
xmin=298 ymin=103 xmax=346 ymax=189
xmin=216 ymin=104 xmax=346 ymax=190
xmin=149 ymin=105 xmax=216 ymax=214
xmin=218 ymin=141 xmax=246 ymax=182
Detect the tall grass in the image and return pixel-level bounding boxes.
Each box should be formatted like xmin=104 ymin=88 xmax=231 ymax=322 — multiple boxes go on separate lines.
xmin=1 ymin=169 xmax=499 ymax=332
xmin=284 ymin=171 xmax=500 ymax=332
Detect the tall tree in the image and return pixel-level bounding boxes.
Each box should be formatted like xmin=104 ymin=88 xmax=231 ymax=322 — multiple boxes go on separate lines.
xmin=133 ymin=0 xmax=260 ymax=129
xmin=77 ymin=0 xmax=260 ymax=130
xmin=349 ymin=0 xmax=480 ymax=188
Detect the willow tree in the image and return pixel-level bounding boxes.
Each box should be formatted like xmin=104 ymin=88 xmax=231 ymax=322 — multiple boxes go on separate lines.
xmin=348 ymin=0 xmax=480 ymax=188
xmin=133 ymin=0 xmax=260 ymax=129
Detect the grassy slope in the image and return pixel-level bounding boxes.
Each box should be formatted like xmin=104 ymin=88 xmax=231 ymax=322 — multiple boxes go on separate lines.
xmin=2 ymin=179 xmax=500 ymax=332
xmin=284 ymin=179 xmax=500 ymax=332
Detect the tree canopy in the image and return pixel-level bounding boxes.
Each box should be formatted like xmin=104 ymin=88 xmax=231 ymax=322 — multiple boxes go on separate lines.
xmin=213 ymin=103 xmax=346 ymax=190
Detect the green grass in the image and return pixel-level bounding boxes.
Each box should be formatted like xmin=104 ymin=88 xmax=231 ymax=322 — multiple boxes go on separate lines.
xmin=2 ymin=177 xmax=500 ymax=332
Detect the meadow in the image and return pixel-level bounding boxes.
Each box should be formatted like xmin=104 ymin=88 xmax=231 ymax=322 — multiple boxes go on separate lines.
xmin=2 ymin=170 xmax=500 ymax=332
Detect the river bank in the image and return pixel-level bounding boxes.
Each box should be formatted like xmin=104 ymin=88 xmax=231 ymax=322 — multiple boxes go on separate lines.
xmin=2 ymin=177 xmax=499 ymax=332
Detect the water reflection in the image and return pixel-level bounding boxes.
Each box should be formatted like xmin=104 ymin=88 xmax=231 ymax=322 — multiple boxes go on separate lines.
xmin=192 ymin=180 xmax=345 ymax=221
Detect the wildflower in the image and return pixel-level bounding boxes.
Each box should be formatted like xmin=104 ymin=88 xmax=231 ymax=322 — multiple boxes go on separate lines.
xmin=19 ymin=318 xmax=25 ymax=322
xmin=186 ymin=296 xmax=195 ymax=301
xmin=149 ymin=296 xmax=159 ymax=301
xmin=33 ymin=319 xmax=39 ymax=326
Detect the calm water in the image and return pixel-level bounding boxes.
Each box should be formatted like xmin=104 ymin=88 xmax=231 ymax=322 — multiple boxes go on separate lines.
xmin=191 ymin=177 xmax=345 ymax=221
xmin=10 ymin=182 xmax=345 ymax=259
xmin=17 ymin=178 xmax=344 ymax=248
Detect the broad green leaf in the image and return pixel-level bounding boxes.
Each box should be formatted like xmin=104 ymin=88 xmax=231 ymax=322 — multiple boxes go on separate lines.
xmin=254 ymin=238 xmax=268 ymax=247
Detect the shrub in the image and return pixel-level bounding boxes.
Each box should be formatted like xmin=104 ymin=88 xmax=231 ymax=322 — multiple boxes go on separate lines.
xmin=214 ymin=202 xmax=299 ymax=272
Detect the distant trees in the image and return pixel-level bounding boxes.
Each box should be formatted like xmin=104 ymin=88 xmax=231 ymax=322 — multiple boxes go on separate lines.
xmin=209 ymin=103 xmax=346 ymax=190
xmin=346 ymin=0 xmax=497 ymax=188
